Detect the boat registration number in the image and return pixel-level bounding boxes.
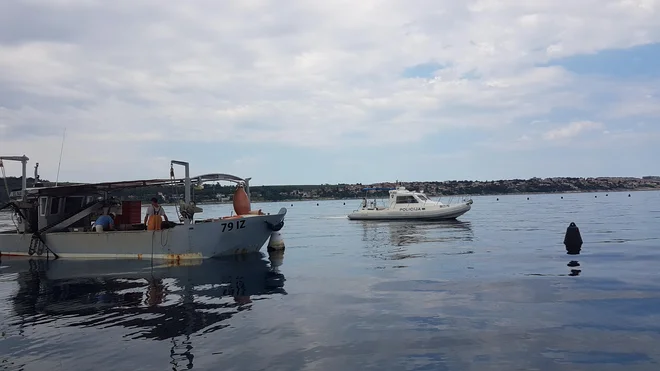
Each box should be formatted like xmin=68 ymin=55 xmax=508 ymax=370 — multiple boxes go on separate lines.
xmin=221 ymin=220 xmax=246 ymax=232
xmin=399 ymin=207 xmax=422 ymax=211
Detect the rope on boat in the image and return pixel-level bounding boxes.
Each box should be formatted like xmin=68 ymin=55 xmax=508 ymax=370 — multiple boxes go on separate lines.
xmin=160 ymin=228 xmax=170 ymax=247
xmin=151 ymin=230 xmax=155 ymax=263
xmin=3 ymin=197 xmax=66 ymax=260
xmin=1 ymin=201 xmax=25 ymax=233
xmin=0 ymin=160 xmax=11 ymax=200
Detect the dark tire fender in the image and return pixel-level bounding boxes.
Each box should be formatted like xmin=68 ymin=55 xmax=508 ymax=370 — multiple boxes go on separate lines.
xmin=265 ymin=220 xmax=284 ymax=232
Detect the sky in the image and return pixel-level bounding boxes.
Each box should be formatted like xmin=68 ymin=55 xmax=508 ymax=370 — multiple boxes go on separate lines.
xmin=1 ymin=0 xmax=659 ymax=186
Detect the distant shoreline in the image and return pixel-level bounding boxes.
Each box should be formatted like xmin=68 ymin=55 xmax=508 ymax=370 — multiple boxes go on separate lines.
xmin=147 ymin=188 xmax=658 ymax=206
xmin=2 ymin=175 xmax=658 ymax=204
xmin=1 ymin=188 xmax=656 ymax=215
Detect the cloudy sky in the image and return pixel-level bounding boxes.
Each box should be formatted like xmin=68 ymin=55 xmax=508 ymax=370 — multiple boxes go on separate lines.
xmin=1 ymin=0 xmax=659 ymax=185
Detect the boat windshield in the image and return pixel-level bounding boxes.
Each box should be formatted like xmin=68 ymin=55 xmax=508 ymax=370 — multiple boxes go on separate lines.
xmin=417 ymin=194 xmax=430 ymax=201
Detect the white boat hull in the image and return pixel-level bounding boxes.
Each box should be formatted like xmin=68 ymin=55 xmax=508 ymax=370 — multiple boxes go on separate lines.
xmin=347 ymin=202 xmax=471 ymax=221
xmin=0 ymin=208 xmax=287 ymax=260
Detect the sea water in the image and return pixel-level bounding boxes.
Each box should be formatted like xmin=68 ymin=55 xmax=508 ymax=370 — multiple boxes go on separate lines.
xmin=1 ymin=191 xmax=659 ymax=370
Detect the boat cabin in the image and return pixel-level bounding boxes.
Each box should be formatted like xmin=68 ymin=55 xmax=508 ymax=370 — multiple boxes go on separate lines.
xmin=9 ymin=187 xmax=140 ymax=234
xmin=388 ymin=187 xmax=433 ymax=204
xmin=387 ymin=187 xmax=436 ymax=207
xmin=358 ymin=186 xmax=438 ymax=211
xmin=35 ymin=194 xmax=101 ymax=232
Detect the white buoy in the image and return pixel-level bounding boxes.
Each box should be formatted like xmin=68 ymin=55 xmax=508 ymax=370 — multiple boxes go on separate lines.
xmin=267 ymin=231 xmax=285 ymax=251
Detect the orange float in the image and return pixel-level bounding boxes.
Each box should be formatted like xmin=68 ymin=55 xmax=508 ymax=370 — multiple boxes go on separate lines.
xmin=232 ymin=184 xmax=251 ymax=215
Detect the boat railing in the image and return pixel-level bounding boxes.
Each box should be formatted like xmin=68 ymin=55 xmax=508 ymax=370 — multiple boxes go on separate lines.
xmin=436 ymin=193 xmax=473 ymax=205
xmin=353 ymin=197 xmax=388 ymax=212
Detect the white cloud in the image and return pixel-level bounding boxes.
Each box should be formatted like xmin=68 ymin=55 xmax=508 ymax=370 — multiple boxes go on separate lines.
xmin=0 ymin=0 xmax=659 ymax=181
xmin=606 ymin=93 xmax=660 ymax=118
xmin=542 ymin=121 xmax=605 ymax=141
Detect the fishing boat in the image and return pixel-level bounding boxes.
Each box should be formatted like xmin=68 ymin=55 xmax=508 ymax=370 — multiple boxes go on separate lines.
xmin=0 ymin=155 xmax=287 ymax=261
xmin=347 ymin=186 xmax=473 ymax=221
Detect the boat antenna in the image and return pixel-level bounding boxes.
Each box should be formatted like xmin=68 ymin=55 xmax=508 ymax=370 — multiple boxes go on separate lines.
xmin=33 ymin=162 xmax=40 ymax=186
xmin=55 ymin=127 xmax=66 ymax=187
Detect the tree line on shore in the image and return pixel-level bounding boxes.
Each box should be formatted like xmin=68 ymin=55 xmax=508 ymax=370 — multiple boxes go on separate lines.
xmin=2 ymin=176 xmax=659 ymax=204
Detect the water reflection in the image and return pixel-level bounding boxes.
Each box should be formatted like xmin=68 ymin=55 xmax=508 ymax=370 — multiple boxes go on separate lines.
xmin=568 ymin=260 xmax=582 ymax=276
xmin=1 ymin=252 xmax=286 ymax=370
xmin=361 ymin=220 xmax=473 ymax=247
xmin=359 ymin=220 xmax=474 ymax=263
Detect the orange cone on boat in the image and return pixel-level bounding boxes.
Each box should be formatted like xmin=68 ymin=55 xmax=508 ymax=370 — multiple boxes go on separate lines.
xmin=233 ymin=184 xmax=251 ymax=215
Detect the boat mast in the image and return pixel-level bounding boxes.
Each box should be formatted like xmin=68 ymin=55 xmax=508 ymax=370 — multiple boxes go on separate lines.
xmin=55 ymin=128 xmax=66 ymax=187
xmin=0 ymin=155 xmax=29 ymax=201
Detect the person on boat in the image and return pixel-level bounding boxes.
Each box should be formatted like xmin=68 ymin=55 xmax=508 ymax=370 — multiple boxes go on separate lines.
xmin=361 ymin=198 xmax=367 ymax=208
xmin=93 ymin=212 xmax=115 ymax=232
xmin=145 ymin=197 xmax=168 ymax=230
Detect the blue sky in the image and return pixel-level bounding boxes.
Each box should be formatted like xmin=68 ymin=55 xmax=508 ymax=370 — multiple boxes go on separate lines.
xmin=546 ymin=43 xmax=660 ymax=79
xmin=0 ymin=1 xmax=658 ymax=185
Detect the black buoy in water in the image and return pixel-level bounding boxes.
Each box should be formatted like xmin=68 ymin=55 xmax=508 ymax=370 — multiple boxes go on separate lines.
xmin=628 ymin=194 xmax=631 ymax=197
xmin=527 ymin=197 xmax=529 ymax=200
xmin=496 ymin=198 xmax=499 ymax=201
xmin=564 ymin=222 xmax=583 ymax=255
xmin=317 ymin=203 xmax=319 ymax=206
xmin=561 ymin=196 xmax=563 ymax=199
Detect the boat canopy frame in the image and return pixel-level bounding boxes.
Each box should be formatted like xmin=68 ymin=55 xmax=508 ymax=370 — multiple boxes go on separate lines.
xmin=20 ymin=173 xmax=250 ymax=198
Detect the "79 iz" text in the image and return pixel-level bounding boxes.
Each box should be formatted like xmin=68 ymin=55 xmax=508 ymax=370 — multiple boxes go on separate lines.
xmin=221 ymin=220 xmax=246 ymax=232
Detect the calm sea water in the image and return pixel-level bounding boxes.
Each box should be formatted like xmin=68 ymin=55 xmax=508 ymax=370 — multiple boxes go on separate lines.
xmin=1 ymin=191 xmax=660 ymax=370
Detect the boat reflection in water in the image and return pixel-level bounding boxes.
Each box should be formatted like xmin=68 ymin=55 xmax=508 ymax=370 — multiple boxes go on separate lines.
xmin=361 ymin=219 xmax=474 ymax=246
xmin=3 ymin=251 xmax=286 ymax=369
xmin=360 ymin=220 xmax=474 ymax=262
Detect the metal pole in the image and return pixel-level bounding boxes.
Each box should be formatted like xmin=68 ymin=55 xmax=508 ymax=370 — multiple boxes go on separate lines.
xmin=21 ymin=155 xmax=27 ymax=201
xmin=0 ymin=155 xmax=30 ymax=200
xmin=184 ymin=164 xmax=190 ymax=204
xmin=170 ymin=160 xmax=191 ymax=204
